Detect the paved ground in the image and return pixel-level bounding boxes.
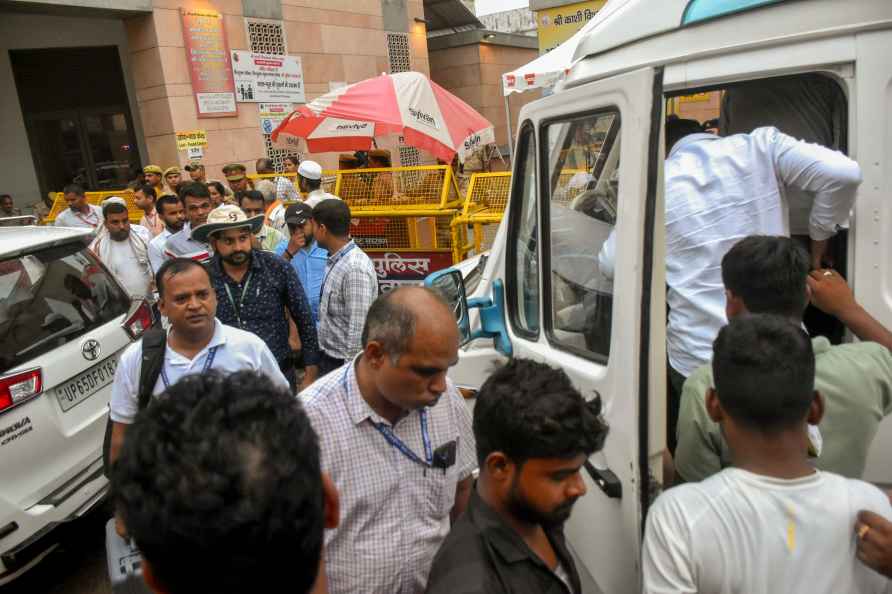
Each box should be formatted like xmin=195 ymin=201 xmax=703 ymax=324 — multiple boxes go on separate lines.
xmin=3 ymin=502 xmax=111 ymax=594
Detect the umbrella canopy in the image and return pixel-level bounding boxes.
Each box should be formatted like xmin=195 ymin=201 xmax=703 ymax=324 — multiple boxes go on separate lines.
xmin=271 ymin=71 xmax=495 ymax=163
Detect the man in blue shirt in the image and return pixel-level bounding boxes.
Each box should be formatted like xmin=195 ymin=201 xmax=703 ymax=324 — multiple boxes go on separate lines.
xmin=275 ymin=203 xmax=328 ymax=326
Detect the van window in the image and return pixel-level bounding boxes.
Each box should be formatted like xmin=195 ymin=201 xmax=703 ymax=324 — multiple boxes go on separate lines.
xmin=506 ymin=123 xmax=540 ymax=337
xmin=544 ymin=111 xmax=620 ymax=362
xmin=0 ymin=241 xmax=131 ymax=373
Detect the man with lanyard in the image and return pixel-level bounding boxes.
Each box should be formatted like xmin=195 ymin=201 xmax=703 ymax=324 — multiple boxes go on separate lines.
xmin=425 ymin=359 xmax=609 ymax=594
xmin=133 ymin=183 xmax=164 ymax=237
xmin=276 ymin=202 xmax=328 ymax=326
xmin=55 ymin=183 xmax=102 ymax=230
xmin=301 ymin=287 xmax=476 ymax=594
xmin=147 ymin=194 xmax=185 ymax=273
xmin=299 ymin=160 xmax=341 ymax=208
xmin=164 ymin=182 xmax=213 ymax=263
xmin=143 ymin=165 xmax=164 ymax=195
xmin=196 ymin=204 xmax=320 ymax=392
xmin=108 ymin=257 xmax=288 ymax=466
xmin=312 ymin=199 xmax=378 ymax=376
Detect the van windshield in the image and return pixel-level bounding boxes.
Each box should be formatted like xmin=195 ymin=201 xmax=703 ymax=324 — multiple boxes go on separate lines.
xmin=0 ymin=241 xmax=131 ymax=373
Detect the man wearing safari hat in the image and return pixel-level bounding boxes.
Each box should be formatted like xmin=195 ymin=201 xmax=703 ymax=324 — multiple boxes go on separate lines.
xmin=184 ymin=161 xmax=206 ymax=183
xmin=143 ymin=165 xmax=164 ymax=194
xmin=223 ymin=162 xmax=251 ymax=194
xmin=298 ymin=160 xmax=340 ymax=208
xmin=163 ymin=166 xmax=182 ymax=196
xmin=197 ymin=204 xmax=320 ymax=392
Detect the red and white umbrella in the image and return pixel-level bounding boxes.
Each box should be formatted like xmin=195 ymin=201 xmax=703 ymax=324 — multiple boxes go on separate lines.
xmin=271 ymin=72 xmax=495 ymax=163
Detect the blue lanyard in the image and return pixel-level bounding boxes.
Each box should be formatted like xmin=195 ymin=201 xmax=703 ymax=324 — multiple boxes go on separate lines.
xmin=160 ymin=345 xmax=220 ymax=389
xmin=223 ymin=272 xmax=254 ymax=328
xmin=320 ymin=241 xmax=357 ymax=299
xmin=371 ymin=409 xmax=433 ymax=468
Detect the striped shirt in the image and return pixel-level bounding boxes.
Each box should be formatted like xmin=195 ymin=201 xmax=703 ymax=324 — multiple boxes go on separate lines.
xmin=163 ymin=222 xmax=211 ymax=263
xmin=317 ymin=240 xmax=378 ymax=360
xmin=301 ymin=360 xmax=477 ymax=594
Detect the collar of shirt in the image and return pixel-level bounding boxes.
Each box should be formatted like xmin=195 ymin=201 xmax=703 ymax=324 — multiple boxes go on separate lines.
xmin=465 ymin=488 xmax=581 ymax=591
xmin=166 ymin=318 xmax=227 ymax=365
xmin=669 ymin=132 xmax=718 ymax=159
xmin=327 ymin=239 xmax=357 ymax=266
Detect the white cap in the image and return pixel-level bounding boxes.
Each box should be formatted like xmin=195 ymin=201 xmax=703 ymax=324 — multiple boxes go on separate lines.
xmin=298 ymin=160 xmax=322 ymax=181
xmin=102 ymin=196 xmax=127 ymax=207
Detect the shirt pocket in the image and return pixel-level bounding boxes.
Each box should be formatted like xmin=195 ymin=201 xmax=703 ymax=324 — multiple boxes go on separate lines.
xmin=422 ymin=463 xmax=457 ymax=519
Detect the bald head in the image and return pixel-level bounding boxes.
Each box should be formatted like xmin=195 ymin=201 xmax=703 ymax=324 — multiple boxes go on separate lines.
xmin=361 ymin=287 xmax=457 ymax=361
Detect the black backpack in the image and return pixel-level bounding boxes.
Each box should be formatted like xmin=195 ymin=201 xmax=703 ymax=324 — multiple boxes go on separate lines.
xmin=102 ymin=328 xmax=167 ymax=478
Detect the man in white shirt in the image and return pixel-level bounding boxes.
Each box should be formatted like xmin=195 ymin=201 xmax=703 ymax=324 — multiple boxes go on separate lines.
xmin=164 ymin=182 xmax=213 ymax=263
xmin=643 ymin=314 xmax=892 ymax=594
xmin=55 ymin=184 xmax=102 ymax=230
xmin=90 ymin=197 xmax=153 ymax=300
xmin=147 ymin=194 xmax=185 ymax=274
xmin=661 ymin=119 xmax=861 ymax=450
xmin=299 ymin=160 xmax=341 ymax=208
xmin=134 ymin=184 xmax=164 ymax=238
xmin=108 ymin=258 xmax=288 ymax=465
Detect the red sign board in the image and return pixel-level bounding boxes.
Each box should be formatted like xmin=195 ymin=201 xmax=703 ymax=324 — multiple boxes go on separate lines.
xmin=181 ymin=9 xmax=237 ymax=118
xmin=369 ymin=251 xmax=454 ymax=293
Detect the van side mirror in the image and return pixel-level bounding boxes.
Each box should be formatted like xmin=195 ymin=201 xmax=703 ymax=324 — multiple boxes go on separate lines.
xmin=427 ymin=269 xmax=471 ymax=345
xmin=425 ymin=268 xmax=513 ymax=357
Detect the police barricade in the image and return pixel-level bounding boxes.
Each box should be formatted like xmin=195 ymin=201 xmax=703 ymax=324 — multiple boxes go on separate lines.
xmin=451 ymin=172 xmax=511 ymax=262
xmin=45 ymin=190 xmax=143 ymax=224
xmin=246 ymin=172 xmax=338 ymax=201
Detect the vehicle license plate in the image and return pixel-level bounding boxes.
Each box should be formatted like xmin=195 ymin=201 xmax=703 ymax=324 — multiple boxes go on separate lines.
xmin=55 ymin=358 xmax=118 ymax=412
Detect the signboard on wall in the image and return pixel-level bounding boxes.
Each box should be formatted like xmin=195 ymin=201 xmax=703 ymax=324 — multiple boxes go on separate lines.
xmin=181 ymin=9 xmax=237 ymax=117
xmin=537 ymin=0 xmax=607 ymax=54
xmin=259 ymin=103 xmax=292 ymax=135
xmin=175 ymin=129 xmax=208 ymax=150
xmin=231 ymin=51 xmax=305 ymax=104
xmin=369 ymin=251 xmax=454 ymax=293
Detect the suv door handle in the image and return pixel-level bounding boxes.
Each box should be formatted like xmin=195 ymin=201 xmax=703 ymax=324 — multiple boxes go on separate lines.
xmin=584 ymin=461 xmax=622 ymax=499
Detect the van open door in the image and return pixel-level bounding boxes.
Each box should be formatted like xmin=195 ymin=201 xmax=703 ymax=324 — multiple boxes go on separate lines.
xmin=431 ymin=65 xmax=665 ymax=593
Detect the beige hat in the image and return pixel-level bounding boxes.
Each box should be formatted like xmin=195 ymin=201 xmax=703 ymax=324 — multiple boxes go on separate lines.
xmin=191 ymin=204 xmax=264 ymax=243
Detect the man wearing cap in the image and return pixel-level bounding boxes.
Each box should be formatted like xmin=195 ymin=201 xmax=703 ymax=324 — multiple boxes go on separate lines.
xmin=275 ymin=202 xmax=328 ymax=326
xmin=143 ymin=165 xmax=164 ymax=195
xmin=223 ymin=163 xmax=252 ymax=194
xmin=299 ymin=160 xmax=340 ymax=208
xmin=55 ymin=183 xmax=103 ymax=231
xmin=184 ymin=161 xmax=206 ymax=183
xmin=196 ymin=205 xmax=320 ymax=391
xmin=163 ymin=166 xmax=182 ymax=196
xmin=90 ymin=197 xmax=153 ymax=300
xmin=165 ymin=182 xmax=213 ymax=263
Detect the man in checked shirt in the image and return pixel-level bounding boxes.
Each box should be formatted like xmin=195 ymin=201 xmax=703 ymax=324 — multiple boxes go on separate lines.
xmin=301 ymin=287 xmax=476 ymax=594
xmin=312 ymin=199 xmax=379 ymax=376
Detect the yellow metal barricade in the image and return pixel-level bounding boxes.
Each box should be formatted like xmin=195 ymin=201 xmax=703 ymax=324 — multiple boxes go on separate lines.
xmin=452 ymin=172 xmax=512 ymax=262
xmin=334 ymin=165 xmax=462 ymax=210
xmin=247 ymin=171 xmax=339 ymax=204
xmin=45 ymin=190 xmax=143 ymax=224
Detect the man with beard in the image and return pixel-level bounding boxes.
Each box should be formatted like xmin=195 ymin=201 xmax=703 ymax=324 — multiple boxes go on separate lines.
xmin=164 ymin=182 xmax=213 ymax=263
xmin=90 ymin=197 xmax=153 ymax=300
xmin=147 ymin=195 xmax=185 ymax=273
xmin=276 ymin=202 xmax=328 ymax=326
xmin=425 ymin=359 xmax=608 ymax=594
xmin=196 ymin=204 xmax=320 ymax=392
xmin=301 ymin=287 xmax=477 ymax=594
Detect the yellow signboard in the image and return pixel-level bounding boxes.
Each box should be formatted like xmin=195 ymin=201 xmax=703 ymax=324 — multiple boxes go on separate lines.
xmin=537 ymin=0 xmax=607 ymax=54
xmin=679 ymin=92 xmax=710 ymax=103
xmin=175 ymin=129 xmax=208 ymax=150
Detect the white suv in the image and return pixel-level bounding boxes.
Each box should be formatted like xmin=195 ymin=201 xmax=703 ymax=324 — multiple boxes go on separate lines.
xmin=0 ymin=226 xmax=151 ymax=584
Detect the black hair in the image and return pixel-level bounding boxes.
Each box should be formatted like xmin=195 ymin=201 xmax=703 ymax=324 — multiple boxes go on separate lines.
xmin=102 ymin=201 xmax=128 ymax=218
xmin=256 ymin=157 xmax=274 ymax=174
xmin=361 ymin=287 xmax=447 ymax=359
xmin=0 ymin=194 xmax=11 ymax=201
xmin=666 ymin=117 xmax=703 ymax=153
xmin=112 ymin=371 xmax=324 ymax=594
xmin=312 ymin=199 xmax=351 ymax=237
xmin=721 ymin=235 xmax=810 ymax=319
xmin=135 ymin=184 xmax=157 ymax=200
xmin=473 ymin=359 xmax=609 ymax=467
xmin=237 ymin=190 xmax=265 ymax=207
xmin=178 ymin=181 xmax=211 ymax=202
xmin=155 ymin=258 xmax=211 ymax=298
xmin=712 ymin=314 xmax=816 ymax=433
xmin=156 ymin=194 xmax=181 ymax=216
xmin=304 ymin=177 xmax=322 ymax=191
xmin=63 ymin=183 xmax=85 ymax=196
xmin=285 ymin=155 xmax=300 ymax=168
xmin=208 ymin=181 xmax=227 ymax=198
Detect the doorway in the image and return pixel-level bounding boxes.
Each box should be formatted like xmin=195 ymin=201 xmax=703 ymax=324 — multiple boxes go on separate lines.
xmin=10 ymin=46 xmax=141 ymax=196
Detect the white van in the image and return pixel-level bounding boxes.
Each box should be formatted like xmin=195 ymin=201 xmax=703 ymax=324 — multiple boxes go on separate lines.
xmin=428 ymin=1 xmax=892 ymax=592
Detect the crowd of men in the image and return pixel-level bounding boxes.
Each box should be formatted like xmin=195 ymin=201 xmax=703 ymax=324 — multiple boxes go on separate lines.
xmin=37 ymin=129 xmax=892 ymax=593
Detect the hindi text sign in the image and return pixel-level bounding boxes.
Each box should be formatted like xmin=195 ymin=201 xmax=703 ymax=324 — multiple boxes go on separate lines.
xmin=369 ymin=251 xmax=454 ymax=293
xmin=175 ymin=129 xmax=208 ymax=151
xmin=259 ymin=103 xmax=293 ymax=135
xmin=181 ymin=9 xmax=237 ymax=117
xmin=231 ymin=52 xmax=305 ymax=104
